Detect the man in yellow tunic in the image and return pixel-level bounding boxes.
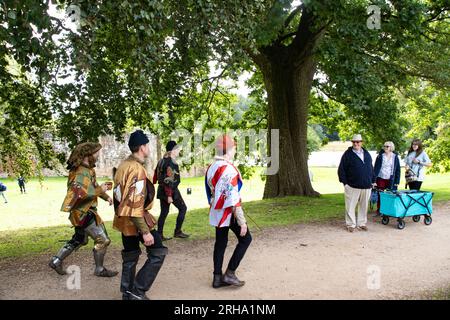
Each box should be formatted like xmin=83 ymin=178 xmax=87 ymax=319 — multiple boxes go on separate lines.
xmin=113 ymin=130 xmax=168 ymax=300
xmin=49 ymin=142 xmax=118 ymax=278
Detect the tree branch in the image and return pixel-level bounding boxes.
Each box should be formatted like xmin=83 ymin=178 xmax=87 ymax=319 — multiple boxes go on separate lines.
xmin=289 ymin=5 xmax=323 ymax=60
xmin=278 ymin=32 xmax=297 ymax=43
xmin=425 ymin=7 xmax=450 ymax=22
xmin=354 ymin=48 xmax=445 ymax=84
xmin=419 ymin=31 xmax=448 ymax=46
xmin=284 ymin=5 xmax=303 ymax=29
xmin=49 ymin=16 xmax=75 ymax=34
xmin=243 ymin=47 xmax=267 ymax=68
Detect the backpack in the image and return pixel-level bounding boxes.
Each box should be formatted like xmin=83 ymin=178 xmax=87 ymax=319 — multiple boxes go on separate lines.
xmin=405 ymin=167 xmax=419 ymax=183
xmin=369 ymin=188 xmax=378 ymax=211
xmin=0 ymin=183 xmax=7 ymax=192
xmin=405 ymin=167 xmax=420 ymax=189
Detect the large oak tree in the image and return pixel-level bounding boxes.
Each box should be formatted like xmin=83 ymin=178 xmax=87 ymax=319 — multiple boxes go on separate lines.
xmin=1 ymin=1 xmax=448 ymax=196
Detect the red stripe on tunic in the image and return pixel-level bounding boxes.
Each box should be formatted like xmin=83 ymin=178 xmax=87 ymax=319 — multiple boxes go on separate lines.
xmin=229 ymin=163 xmax=242 ymax=180
xmin=218 ymin=207 xmax=233 ymax=227
xmin=214 ymin=193 xmax=226 ymax=209
xmin=230 ymin=175 xmax=238 ymax=187
xmin=211 ymin=165 xmax=227 ymax=188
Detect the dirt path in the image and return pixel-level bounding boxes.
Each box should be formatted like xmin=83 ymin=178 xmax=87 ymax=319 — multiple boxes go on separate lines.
xmin=1 ymin=202 xmax=449 ymax=300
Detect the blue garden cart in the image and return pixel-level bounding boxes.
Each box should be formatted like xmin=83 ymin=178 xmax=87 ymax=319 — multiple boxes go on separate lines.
xmin=379 ymin=190 xmax=434 ymax=230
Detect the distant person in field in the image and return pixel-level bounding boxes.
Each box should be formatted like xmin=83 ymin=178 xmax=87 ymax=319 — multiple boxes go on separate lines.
xmin=206 ymin=134 xmax=252 ymax=288
xmin=154 ymin=140 xmax=189 ymax=241
xmin=17 ymin=175 xmax=26 ymax=194
xmin=0 ymin=181 xmax=7 ymax=203
xmin=49 ymin=142 xmax=118 ymax=277
xmin=338 ymin=134 xmax=375 ymax=232
xmin=373 ymin=141 xmax=401 ymax=214
xmin=404 ymin=139 xmax=432 ymax=190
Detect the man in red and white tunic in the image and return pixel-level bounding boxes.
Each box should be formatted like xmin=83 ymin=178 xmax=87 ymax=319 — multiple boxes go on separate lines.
xmin=205 ymin=134 xmax=252 ymax=288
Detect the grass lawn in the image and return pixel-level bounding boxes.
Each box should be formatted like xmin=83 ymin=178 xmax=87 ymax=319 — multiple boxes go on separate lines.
xmin=0 ymin=168 xmax=448 ymax=259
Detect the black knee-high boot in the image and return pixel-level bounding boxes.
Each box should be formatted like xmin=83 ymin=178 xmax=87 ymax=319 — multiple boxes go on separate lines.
xmin=127 ymin=247 xmax=168 ymax=300
xmin=120 ymin=249 xmax=141 ymax=300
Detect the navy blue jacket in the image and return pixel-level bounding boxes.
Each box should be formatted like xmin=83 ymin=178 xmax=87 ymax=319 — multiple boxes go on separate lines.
xmin=373 ymin=149 xmax=401 ymax=190
xmin=338 ymin=147 xmax=374 ymax=189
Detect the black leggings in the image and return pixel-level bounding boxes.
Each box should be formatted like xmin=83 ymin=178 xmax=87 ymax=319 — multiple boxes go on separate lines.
xmin=408 ymin=181 xmax=423 ymax=190
xmin=158 ymin=193 xmax=187 ymax=234
xmin=213 ymin=217 xmax=252 ymax=275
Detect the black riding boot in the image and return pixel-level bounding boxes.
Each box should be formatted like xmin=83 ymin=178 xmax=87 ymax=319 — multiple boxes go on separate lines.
xmin=120 ymin=250 xmax=141 ymax=300
xmin=127 ymin=247 xmax=168 ymax=300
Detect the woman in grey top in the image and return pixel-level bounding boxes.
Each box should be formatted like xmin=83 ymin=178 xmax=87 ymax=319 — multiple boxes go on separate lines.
xmin=405 ymin=139 xmax=432 ymax=190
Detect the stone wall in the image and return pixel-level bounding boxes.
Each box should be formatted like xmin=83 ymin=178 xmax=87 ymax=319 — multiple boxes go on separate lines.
xmin=95 ymin=134 xmax=159 ymax=178
xmin=2 ymin=132 xmax=210 ymax=178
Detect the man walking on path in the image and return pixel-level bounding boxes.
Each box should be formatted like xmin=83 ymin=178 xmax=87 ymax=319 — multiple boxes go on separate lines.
xmin=154 ymin=140 xmax=189 ymax=241
xmin=113 ymin=130 xmax=168 ymax=300
xmin=49 ymin=142 xmax=118 ymax=277
xmin=205 ymin=134 xmax=252 ymax=288
xmin=338 ymin=134 xmax=375 ymax=232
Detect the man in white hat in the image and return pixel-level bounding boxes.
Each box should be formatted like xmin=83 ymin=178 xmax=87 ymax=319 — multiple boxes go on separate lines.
xmin=338 ymin=134 xmax=375 ymax=232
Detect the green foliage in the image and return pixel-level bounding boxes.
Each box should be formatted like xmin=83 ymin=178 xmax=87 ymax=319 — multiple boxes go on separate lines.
xmin=0 ymin=0 xmax=449 ymax=178
xmin=401 ymin=81 xmax=450 ymax=172
xmin=0 ymin=57 xmax=58 ymax=178
xmin=307 ymin=125 xmax=323 ymax=154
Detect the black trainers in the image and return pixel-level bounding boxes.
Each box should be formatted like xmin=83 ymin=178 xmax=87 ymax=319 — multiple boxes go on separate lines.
xmin=125 ymin=290 xmax=150 ymax=300
xmin=174 ymin=230 xmax=190 ymax=238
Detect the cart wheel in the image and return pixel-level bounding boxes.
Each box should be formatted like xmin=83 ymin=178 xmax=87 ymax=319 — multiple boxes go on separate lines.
xmin=412 ymin=215 xmax=420 ymax=223
xmin=381 ymin=216 xmax=389 ymax=225
xmin=397 ymin=219 xmax=405 ymax=230
xmin=424 ymin=216 xmax=432 ymax=225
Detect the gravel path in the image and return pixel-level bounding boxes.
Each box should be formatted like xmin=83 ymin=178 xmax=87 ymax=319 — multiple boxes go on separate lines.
xmin=1 ymin=202 xmax=449 ymax=300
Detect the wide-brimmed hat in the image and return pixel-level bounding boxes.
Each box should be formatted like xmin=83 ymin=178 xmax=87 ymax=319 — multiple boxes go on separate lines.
xmin=351 ymin=134 xmax=363 ymax=142
xmin=66 ymin=142 xmax=102 ymax=170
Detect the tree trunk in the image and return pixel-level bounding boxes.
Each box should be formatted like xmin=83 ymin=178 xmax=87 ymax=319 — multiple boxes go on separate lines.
xmin=260 ymin=49 xmax=320 ymax=198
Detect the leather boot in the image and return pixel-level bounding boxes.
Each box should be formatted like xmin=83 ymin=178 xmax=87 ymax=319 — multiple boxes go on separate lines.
xmin=174 ymin=229 xmax=190 ymax=238
xmin=127 ymin=247 xmax=168 ymax=300
xmin=93 ymin=248 xmax=118 ymax=277
xmin=222 ymin=269 xmax=245 ymax=287
xmin=49 ymin=245 xmax=75 ymax=275
xmin=212 ymin=273 xmax=230 ymax=289
xmin=120 ymin=250 xmax=141 ymax=300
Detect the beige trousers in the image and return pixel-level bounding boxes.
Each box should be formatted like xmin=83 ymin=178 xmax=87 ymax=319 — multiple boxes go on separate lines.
xmin=344 ymin=185 xmax=371 ymax=228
